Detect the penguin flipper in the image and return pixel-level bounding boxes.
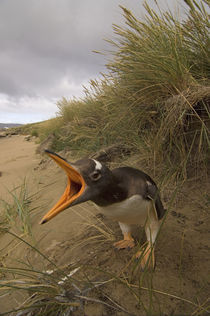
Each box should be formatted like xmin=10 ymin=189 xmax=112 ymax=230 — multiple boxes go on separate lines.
xmin=146 ymin=183 xmax=166 ymax=220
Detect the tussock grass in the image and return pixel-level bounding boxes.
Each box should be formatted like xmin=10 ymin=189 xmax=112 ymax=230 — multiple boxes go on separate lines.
xmin=27 ymin=0 xmax=210 ymax=179
xmin=0 ymin=180 xmax=34 ymax=236
xmin=0 ymin=229 xmax=82 ymax=315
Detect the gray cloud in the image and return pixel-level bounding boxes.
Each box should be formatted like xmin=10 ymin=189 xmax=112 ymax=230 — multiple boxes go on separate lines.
xmin=0 ymin=0 xmax=118 ymax=97
xmin=0 ymin=0 xmax=186 ymax=123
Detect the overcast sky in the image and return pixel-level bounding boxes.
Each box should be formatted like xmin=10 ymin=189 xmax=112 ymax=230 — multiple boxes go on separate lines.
xmin=0 ymin=0 xmax=186 ymax=124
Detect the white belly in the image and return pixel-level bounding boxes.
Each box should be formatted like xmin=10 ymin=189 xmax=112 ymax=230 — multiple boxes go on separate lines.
xmin=96 ymin=195 xmax=152 ymax=225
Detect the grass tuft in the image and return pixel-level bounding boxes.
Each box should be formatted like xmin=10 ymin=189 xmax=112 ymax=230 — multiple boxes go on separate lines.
xmin=0 ymin=180 xmax=34 ymax=236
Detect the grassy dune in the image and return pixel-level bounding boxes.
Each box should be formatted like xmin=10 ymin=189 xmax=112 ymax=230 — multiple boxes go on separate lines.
xmin=20 ymin=0 xmax=210 ymax=179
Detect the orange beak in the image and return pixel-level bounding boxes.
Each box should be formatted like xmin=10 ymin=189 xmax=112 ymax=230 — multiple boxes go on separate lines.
xmin=40 ymin=151 xmax=85 ymax=224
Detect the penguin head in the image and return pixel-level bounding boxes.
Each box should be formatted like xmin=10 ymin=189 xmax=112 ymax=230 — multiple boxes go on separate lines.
xmin=40 ymin=150 xmax=113 ymax=224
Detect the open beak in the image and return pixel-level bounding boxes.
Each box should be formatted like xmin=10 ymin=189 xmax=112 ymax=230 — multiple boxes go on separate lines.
xmin=40 ymin=150 xmax=85 ymax=224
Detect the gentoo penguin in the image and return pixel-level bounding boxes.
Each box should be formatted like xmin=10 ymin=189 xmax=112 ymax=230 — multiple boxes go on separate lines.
xmin=40 ymin=150 xmax=165 ymax=269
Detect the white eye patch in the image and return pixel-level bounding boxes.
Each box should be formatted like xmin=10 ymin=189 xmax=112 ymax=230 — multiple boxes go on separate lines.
xmin=92 ymin=159 xmax=102 ymax=171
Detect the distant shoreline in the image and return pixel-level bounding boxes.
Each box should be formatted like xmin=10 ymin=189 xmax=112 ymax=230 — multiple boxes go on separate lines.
xmin=0 ymin=123 xmax=22 ymax=129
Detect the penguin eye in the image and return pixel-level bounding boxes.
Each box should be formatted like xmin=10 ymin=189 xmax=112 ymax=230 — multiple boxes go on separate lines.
xmin=90 ymin=171 xmax=101 ymax=181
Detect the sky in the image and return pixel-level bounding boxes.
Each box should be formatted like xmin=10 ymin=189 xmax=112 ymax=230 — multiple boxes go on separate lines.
xmin=0 ymin=0 xmax=186 ymax=124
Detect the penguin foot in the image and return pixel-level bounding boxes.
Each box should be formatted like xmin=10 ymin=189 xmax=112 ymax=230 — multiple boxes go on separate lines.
xmin=114 ymin=238 xmax=135 ymax=249
xmin=135 ymin=243 xmax=155 ymax=270
xmin=114 ymin=232 xmax=135 ymax=249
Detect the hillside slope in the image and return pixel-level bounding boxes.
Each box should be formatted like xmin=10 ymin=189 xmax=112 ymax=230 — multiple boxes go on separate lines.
xmin=0 ymin=135 xmax=209 ymax=315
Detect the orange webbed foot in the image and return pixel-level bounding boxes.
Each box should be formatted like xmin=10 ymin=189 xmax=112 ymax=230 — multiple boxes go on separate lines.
xmin=114 ymin=232 xmax=135 ymax=249
xmin=135 ymin=243 xmax=155 ymax=270
xmin=114 ymin=239 xmax=135 ymax=249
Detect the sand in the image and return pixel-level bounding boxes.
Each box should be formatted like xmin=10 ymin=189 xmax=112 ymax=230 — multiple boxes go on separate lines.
xmin=0 ymin=135 xmax=40 ymax=200
xmin=0 ymin=135 xmax=209 ymax=315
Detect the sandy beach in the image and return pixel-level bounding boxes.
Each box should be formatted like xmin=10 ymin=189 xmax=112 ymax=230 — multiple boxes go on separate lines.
xmin=0 ymin=135 xmax=40 ymax=201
